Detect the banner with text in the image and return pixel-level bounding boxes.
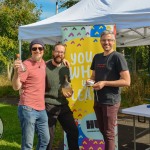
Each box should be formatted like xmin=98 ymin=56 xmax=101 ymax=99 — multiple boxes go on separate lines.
xmin=61 ymin=24 xmax=117 ymax=150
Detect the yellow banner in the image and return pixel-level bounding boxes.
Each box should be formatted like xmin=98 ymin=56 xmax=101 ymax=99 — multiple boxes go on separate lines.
xmin=62 ymin=24 xmax=117 ymax=150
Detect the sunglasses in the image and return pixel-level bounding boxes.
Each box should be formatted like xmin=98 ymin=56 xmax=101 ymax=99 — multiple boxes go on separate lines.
xmin=31 ymin=47 xmax=44 ymax=51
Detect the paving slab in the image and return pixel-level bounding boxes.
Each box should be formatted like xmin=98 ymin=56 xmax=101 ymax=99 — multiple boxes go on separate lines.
xmin=118 ymin=113 xmax=150 ymax=150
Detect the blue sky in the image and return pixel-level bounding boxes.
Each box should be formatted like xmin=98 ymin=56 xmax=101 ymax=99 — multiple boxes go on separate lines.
xmin=33 ymin=0 xmax=65 ymax=20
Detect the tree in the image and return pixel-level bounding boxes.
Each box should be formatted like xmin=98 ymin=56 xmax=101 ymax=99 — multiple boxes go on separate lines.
xmin=123 ymin=46 xmax=149 ymax=74
xmin=0 ymin=0 xmax=42 ymax=79
xmin=59 ymin=0 xmax=79 ymax=9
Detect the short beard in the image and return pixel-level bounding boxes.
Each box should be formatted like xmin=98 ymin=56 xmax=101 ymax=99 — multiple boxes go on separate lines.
xmin=53 ymin=56 xmax=63 ymax=64
xmin=32 ymin=56 xmax=42 ymax=62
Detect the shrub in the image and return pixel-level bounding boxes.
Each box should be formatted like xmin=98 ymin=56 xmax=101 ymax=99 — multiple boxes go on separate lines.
xmin=121 ymin=73 xmax=150 ymax=107
xmin=0 ymin=75 xmax=18 ymax=98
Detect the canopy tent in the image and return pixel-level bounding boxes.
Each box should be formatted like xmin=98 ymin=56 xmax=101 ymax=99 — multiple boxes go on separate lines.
xmin=18 ymin=0 xmax=150 ymax=48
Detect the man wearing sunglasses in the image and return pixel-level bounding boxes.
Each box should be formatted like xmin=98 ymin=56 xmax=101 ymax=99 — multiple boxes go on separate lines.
xmin=12 ymin=39 xmax=50 ymax=150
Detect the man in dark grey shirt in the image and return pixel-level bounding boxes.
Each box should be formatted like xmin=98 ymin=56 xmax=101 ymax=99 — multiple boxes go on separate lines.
xmin=88 ymin=30 xmax=130 ymax=150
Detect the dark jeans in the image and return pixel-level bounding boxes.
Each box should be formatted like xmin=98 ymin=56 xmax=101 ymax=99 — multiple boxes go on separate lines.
xmin=45 ymin=103 xmax=79 ymax=150
xmin=94 ymin=102 xmax=120 ymax=150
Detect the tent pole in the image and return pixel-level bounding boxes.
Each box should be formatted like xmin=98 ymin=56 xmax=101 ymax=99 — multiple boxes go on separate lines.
xmin=19 ymin=40 xmax=22 ymax=60
xmin=56 ymin=0 xmax=58 ymax=14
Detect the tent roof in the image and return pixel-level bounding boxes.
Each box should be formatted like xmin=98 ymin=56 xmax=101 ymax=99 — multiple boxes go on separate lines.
xmin=18 ymin=0 xmax=150 ymax=47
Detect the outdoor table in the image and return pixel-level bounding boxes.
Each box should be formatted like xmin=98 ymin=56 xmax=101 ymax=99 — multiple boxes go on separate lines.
xmin=120 ymin=104 xmax=150 ymax=150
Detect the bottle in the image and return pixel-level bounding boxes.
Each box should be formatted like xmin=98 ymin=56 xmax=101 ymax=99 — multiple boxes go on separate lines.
xmin=61 ymin=75 xmax=73 ymax=96
xmin=16 ymin=54 xmax=26 ymax=72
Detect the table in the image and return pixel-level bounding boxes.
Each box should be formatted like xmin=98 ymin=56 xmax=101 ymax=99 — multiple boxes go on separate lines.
xmin=120 ymin=104 xmax=150 ymax=150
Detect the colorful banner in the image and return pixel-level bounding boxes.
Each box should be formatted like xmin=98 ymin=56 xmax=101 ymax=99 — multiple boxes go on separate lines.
xmin=61 ymin=24 xmax=117 ymax=150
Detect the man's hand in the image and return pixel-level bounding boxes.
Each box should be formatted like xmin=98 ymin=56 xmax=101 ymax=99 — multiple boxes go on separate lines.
xmin=63 ymin=91 xmax=73 ymax=98
xmin=63 ymin=59 xmax=70 ymax=68
xmin=93 ymin=81 xmax=106 ymax=90
xmin=12 ymin=59 xmax=23 ymax=90
xmin=13 ymin=59 xmax=22 ymax=71
xmin=62 ymin=87 xmax=73 ymax=98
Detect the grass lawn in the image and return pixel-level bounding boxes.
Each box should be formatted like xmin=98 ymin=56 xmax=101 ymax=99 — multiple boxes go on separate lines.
xmin=0 ymin=103 xmax=63 ymax=150
xmin=0 ymin=103 xmax=20 ymax=150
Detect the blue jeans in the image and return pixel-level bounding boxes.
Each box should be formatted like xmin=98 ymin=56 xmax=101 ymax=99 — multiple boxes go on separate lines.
xmin=18 ymin=105 xmax=50 ymax=150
